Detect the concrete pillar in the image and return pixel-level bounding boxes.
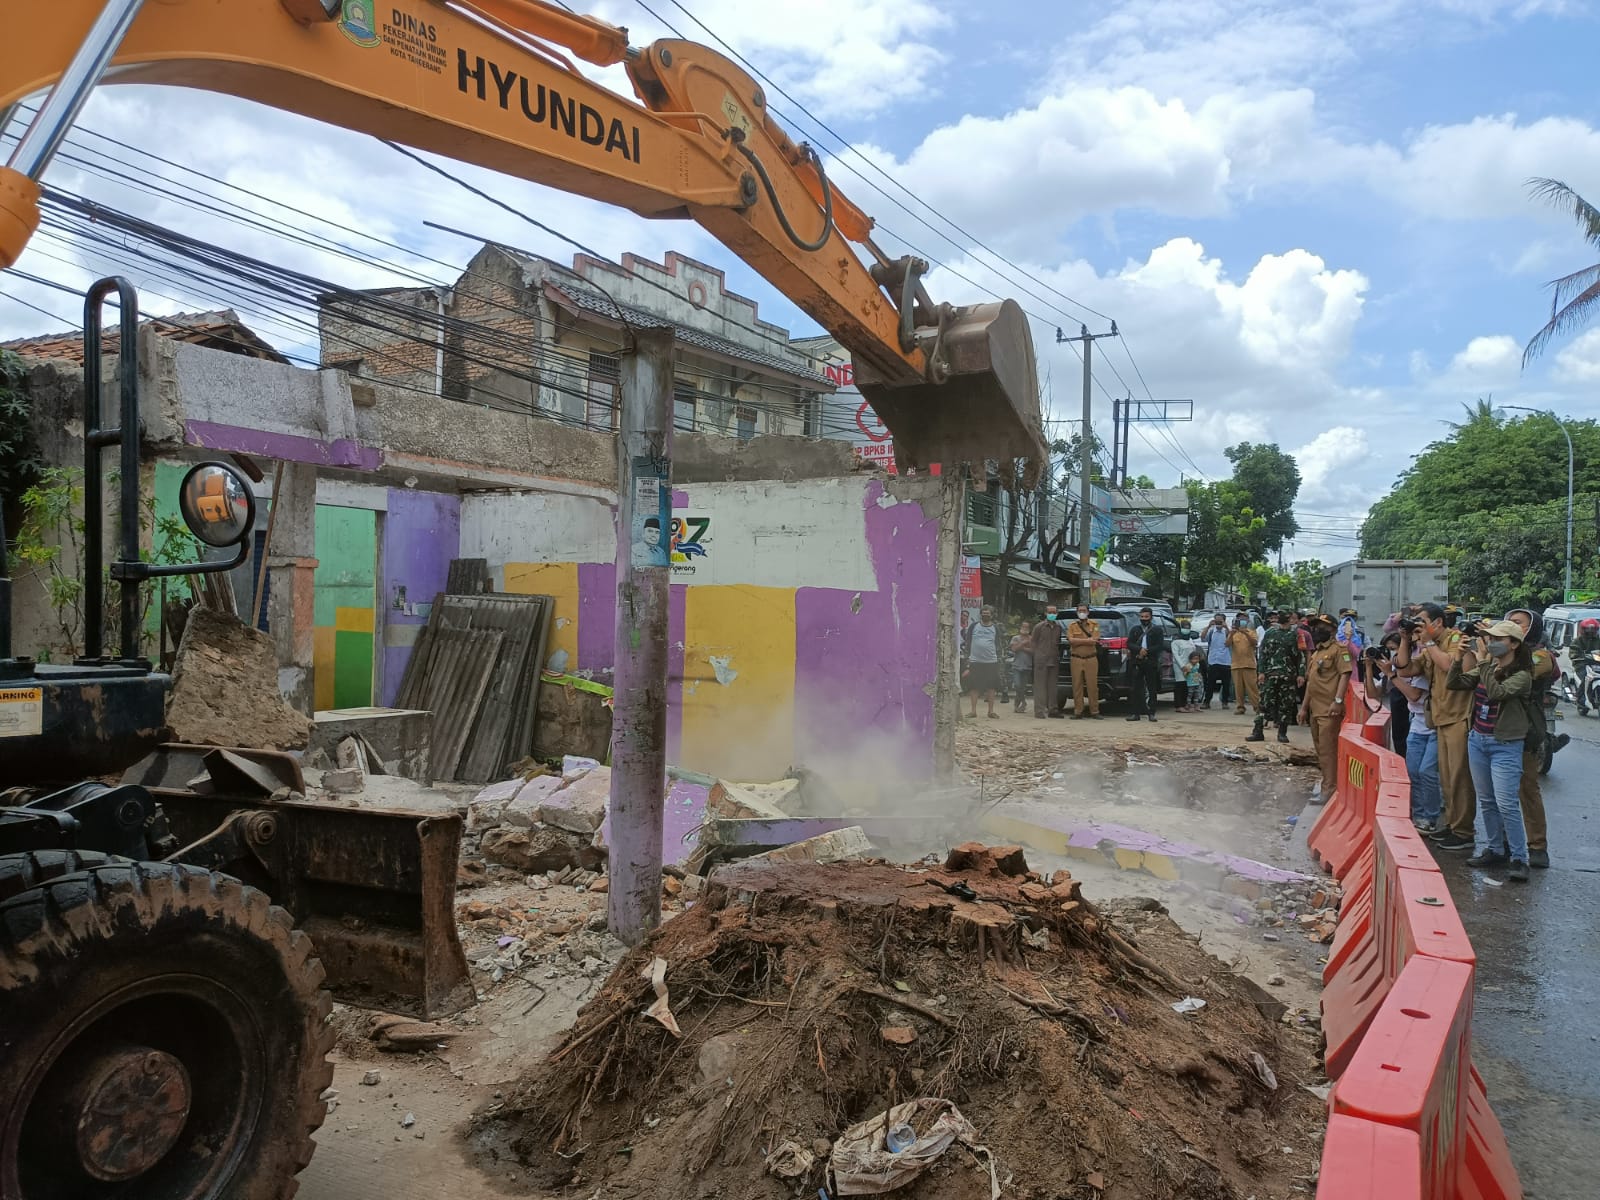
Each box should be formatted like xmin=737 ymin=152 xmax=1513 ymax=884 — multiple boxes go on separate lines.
xmin=266 ymin=461 xmax=318 ymax=713
xmin=933 ymin=474 xmax=963 ymax=781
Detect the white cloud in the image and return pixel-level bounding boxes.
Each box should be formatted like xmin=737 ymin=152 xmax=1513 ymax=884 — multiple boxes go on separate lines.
xmin=584 ymin=0 xmax=949 ymax=118
xmin=1369 ymin=115 xmax=1600 ymax=222
xmin=1554 ymin=328 xmax=1600 ymax=382
xmin=1443 ymin=334 xmax=1523 ymax=385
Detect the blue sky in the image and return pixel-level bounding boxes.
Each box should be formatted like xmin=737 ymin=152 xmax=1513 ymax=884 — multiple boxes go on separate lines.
xmin=3 ymin=0 xmax=1598 ymax=561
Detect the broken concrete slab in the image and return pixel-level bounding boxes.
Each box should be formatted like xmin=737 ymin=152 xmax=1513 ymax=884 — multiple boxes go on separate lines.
xmin=166 ymin=608 xmax=311 ymax=750
xmin=562 ymin=755 xmax=601 ymax=782
xmin=466 ymin=777 xmax=521 ymax=832
xmin=503 ymin=774 xmax=563 ymax=829
xmin=311 ymin=707 xmax=432 ymax=779
xmin=539 ymin=766 xmax=610 ymax=834
xmin=480 ymin=825 xmax=602 ymax=874
xmin=749 ymin=825 xmax=871 ymax=866
xmin=323 ymin=767 xmax=365 ymax=795
xmin=707 ymin=779 xmax=793 ymax=822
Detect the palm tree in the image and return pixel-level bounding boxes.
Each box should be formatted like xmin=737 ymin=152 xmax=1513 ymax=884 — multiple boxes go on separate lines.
xmin=1523 ymin=178 xmax=1600 ymax=365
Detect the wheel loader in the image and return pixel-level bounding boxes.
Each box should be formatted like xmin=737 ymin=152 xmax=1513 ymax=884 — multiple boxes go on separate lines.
xmin=0 ymin=2 xmax=1053 ymax=1194
xmin=0 ymin=279 xmax=472 ymax=1199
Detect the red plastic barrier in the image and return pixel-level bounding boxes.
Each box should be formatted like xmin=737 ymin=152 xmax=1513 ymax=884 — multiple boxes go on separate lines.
xmin=1313 ymin=692 xmax=1523 ymax=1198
xmin=1459 ymin=1073 xmax=1523 ymax=1200
xmin=1364 ymin=708 xmax=1390 ymax=746
xmin=1317 ymin=1114 xmax=1424 ymax=1199
xmin=1307 ymin=729 xmax=1385 ymax=879
xmin=1333 ymin=955 xmax=1474 ymax=1200
xmin=1372 ymin=817 xmax=1475 ymax=987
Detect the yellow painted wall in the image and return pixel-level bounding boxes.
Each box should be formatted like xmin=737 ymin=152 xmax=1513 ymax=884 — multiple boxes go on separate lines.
xmin=504 ymin=561 xmax=580 ymax=668
xmin=679 ymin=585 xmax=795 ymax=779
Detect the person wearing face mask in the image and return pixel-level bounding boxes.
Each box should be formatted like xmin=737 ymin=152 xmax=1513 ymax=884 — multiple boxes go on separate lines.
xmin=1030 ymin=604 xmax=1063 ymax=719
xmin=1066 ymin=603 xmax=1103 ymax=719
xmin=1201 ymin=612 xmax=1234 ymax=708
xmin=1299 ymin=614 xmax=1351 ymax=801
xmin=1397 ymin=602 xmax=1476 ymax=852
xmin=1124 ymin=606 xmax=1166 ymax=722
xmin=1447 ymin=620 xmax=1537 ymax=882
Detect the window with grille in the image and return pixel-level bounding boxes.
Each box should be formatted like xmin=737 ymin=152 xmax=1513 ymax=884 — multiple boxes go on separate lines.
xmin=736 ymin=404 xmax=757 ymax=440
xmin=586 ymin=350 xmax=618 ymax=430
xmin=673 ymin=379 xmax=697 ymax=431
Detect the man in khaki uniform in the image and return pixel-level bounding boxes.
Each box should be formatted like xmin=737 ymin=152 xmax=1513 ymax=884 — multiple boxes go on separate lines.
xmin=1030 ymin=606 xmax=1063 ymax=719
xmin=1066 ymin=602 xmax=1102 ymax=718
xmin=1299 ymin=615 xmax=1351 ymax=801
xmin=1507 ymin=608 xmax=1554 ymax=868
xmin=1397 ymin=603 xmax=1475 ymax=852
xmin=1227 ymin=618 xmax=1261 ymax=714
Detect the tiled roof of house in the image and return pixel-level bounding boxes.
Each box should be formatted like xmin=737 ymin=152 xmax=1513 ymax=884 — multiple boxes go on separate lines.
xmin=3 ymin=309 xmax=286 ymax=365
xmin=544 ymin=283 xmax=833 ymax=388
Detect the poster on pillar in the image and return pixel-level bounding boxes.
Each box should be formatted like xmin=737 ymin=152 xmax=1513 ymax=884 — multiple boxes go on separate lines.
xmin=959 ymin=556 xmax=983 ymax=641
xmin=629 ymin=454 xmax=671 ymax=570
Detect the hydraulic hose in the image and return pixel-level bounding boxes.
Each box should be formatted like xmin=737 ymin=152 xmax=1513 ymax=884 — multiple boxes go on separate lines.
xmin=734 ymin=139 xmax=835 ymax=253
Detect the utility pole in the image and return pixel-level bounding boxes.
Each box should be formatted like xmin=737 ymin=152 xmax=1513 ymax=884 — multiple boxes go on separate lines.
xmin=607 ymin=327 xmax=674 ymax=946
xmin=1057 ymin=323 xmax=1118 ymax=605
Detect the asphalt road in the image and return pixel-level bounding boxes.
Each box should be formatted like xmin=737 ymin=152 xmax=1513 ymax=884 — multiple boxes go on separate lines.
xmin=1438 ymin=706 xmax=1600 ymax=1200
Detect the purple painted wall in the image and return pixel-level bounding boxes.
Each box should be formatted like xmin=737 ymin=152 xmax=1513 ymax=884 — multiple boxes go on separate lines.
xmin=576 ymin=561 xmax=617 ymax=674
xmin=380 ymin=489 xmax=461 ymax=706
xmin=792 ymin=480 xmax=940 ymax=778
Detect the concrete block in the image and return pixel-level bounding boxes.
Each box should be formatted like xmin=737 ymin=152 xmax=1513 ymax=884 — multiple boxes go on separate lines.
xmin=562 ymin=755 xmax=602 ymax=782
xmin=504 ymin=775 xmax=564 ymax=829
xmin=466 ymin=777 xmax=522 ymax=832
xmin=540 ymin=767 xmax=610 ymax=833
xmin=707 ymin=780 xmax=792 ymax=822
xmin=751 ymin=825 xmax=871 ymax=866
xmin=311 ymin=708 xmax=432 ymax=780
xmin=323 ymin=768 xmax=364 ymax=794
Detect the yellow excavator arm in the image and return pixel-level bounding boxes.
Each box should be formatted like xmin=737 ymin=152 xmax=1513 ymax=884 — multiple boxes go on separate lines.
xmin=0 ymin=0 xmax=1044 ymax=476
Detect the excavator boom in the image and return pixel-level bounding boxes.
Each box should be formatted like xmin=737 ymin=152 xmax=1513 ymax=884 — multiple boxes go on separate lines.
xmin=0 ymin=0 xmax=1045 ymax=477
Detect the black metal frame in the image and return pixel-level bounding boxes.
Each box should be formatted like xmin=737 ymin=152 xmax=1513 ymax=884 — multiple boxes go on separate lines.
xmin=78 ymin=277 xmax=249 ymax=665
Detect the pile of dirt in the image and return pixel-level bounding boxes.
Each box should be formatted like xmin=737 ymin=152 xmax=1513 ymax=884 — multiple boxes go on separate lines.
xmin=471 ymin=845 xmax=1326 ymax=1199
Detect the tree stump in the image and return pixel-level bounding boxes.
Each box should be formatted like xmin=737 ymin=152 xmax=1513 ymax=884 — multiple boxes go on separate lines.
xmin=949 ymin=903 xmax=1024 ymax=967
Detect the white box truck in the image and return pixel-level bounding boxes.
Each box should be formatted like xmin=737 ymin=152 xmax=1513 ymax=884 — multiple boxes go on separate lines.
xmin=1320 ymin=559 xmax=1449 ymax=622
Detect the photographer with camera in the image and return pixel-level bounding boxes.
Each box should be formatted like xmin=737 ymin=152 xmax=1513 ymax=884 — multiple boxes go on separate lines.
xmin=1446 ymin=620 xmax=1538 ymax=882
xmin=1396 ymin=603 xmax=1477 ymax=852
xmin=1506 ymin=608 xmax=1559 ymax=868
xmin=1364 ymin=623 xmax=1410 ymax=747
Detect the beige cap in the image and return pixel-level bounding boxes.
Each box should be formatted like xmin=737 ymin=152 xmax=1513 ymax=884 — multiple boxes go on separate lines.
xmin=1484 ymin=620 xmax=1525 ymax=641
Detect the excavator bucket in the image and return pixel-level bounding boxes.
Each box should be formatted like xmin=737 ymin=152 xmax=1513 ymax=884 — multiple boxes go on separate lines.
xmin=853 ymin=299 xmax=1048 ymax=486
xmin=124 ymin=745 xmax=474 ymax=1019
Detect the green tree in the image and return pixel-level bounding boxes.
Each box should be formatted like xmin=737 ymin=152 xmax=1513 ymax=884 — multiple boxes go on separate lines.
xmin=1523 ymin=178 xmax=1600 ymax=365
xmin=0 ymin=349 xmax=41 ymax=513
xmin=1361 ymin=406 xmax=1600 ymax=563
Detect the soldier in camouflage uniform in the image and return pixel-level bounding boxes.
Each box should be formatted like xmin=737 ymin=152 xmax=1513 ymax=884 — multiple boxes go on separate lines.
xmin=1249 ymin=610 xmax=1305 ymax=743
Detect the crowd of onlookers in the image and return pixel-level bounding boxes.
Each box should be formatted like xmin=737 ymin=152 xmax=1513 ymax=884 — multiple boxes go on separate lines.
xmin=962 ymin=598 xmax=1592 ymax=884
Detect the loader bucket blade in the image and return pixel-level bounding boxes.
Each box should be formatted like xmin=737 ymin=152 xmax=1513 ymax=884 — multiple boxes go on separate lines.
xmin=854 ymin=299 xmax=1047 ymax=485
xmin=126 ymin=745 xmax=474 ymax=1019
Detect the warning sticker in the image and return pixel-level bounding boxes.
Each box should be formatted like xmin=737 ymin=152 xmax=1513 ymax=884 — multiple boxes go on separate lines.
xmin=0 ymin=687 xmax=43 ymax=737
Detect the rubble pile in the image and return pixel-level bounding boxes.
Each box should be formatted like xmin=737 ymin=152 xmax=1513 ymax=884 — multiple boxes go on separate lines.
xmin=466 ymin=756 xmax=611 ymax=876
xmin=474 ymin=844 xmax=1326 ymax=1200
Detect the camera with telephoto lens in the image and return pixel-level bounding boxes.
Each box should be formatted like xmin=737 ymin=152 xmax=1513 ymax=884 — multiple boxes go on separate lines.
xmin=1364 ymin=645 xmax=1388 ymax=662
xmin=1398 ymin=615 xmax=1420 ymax=631
xmin=1460 ymin=619 xmax=1490 ymax=638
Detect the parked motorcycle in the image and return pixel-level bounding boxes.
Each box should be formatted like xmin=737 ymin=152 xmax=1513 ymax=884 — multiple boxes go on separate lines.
xmin=1571 ymin=649 xmax=1600 ymax=716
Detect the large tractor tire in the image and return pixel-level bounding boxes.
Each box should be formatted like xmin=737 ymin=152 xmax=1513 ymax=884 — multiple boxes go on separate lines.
xmin=0 ymin=855 xmax=335 ymax=1200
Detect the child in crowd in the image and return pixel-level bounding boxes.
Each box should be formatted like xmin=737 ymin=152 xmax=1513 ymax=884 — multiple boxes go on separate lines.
xmin=1180 ymin=650 xmax=1206 ymax=712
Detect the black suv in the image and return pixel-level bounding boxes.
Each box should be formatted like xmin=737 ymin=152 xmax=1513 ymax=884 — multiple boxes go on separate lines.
xmin=1056 ymin=605 xmax=1183 ymax=709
